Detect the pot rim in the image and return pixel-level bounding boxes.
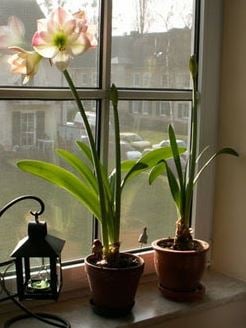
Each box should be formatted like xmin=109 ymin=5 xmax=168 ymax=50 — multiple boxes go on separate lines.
xmin=152 ymin=238 xmax=210 ymax=254
xmin=85 ymin=252 xmax=145 ymax=271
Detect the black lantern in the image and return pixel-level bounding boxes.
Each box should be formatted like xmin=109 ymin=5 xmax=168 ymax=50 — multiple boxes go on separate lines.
xmin=0 ymin=196 xmax=70 ymax=328
xmin=11 ymin=214 xmax=65 ymax=301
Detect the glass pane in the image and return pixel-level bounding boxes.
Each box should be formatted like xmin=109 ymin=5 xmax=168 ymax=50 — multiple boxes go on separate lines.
xmin=0 ymin=100 xmax=97 ymax=262
xmin=0 ymin=0 xmax=100 ymax=87
xmin=109 ymin=100 xmax=191 ymax=250
xmin=112 ymin=0 xmax=194 ymax=88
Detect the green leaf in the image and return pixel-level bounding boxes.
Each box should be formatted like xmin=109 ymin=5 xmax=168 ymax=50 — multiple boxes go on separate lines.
xmin=110 ymin=84 xmax=118 ymax=108
xmin=76 ymin=140 xmax=93 ymax=163
xmin=121 ymin=146 xmax=187 ymax=190
xmin=121 ymin=162 xmax=148 ymax=190
xmin=164 ymin=160 xmax=181 ymax=211
xmin=17 ymin=160 xmax=101 ymax=220
xmin=142 ymin=146 xmax=186 ymax=167
xmin=189 ymin=54 xmax=198 ymax=79
xmin=56 ymin=149 xmax=98 ymax=193
xmin=194 ymin=147 xmax=239 ymax=184
xmin=196 ymin=145 xmax=210 ymax=164
xmin=149 ymin=162 xmax=166 ymax=184
xmin=99 ymin=163 xmax=113 ymax=205
xmin=138 ymin=147 xmax=174 ymax=166
xmin=168 ymin=124 xmax=185 ymax=189
xmin=120 ymin=160 xmax=138 ymax=172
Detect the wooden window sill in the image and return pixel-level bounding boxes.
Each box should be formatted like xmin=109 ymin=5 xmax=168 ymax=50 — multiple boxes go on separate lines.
xmin=1 ymin=270 xmax=246 ymax=328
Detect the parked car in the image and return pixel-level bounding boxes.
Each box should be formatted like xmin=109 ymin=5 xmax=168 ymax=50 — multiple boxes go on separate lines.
xmin=120 ymin=132 xmax=151 ymax=151
xmin=74 ymin=111 xmax=96 ymax=128
xmin=81 ymin=137 xmax=142 ymax=161
xmin=120 ymin=141 xmax=141 ymax=160
xmin=152 ymin=139 xmax=187 ymax=149
xmin=143 ymin=138 xmax=188 ymax=175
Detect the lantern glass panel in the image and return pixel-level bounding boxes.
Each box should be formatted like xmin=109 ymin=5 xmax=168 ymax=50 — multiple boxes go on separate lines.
xmin=56 ymin=258 xmax=62 ymax=290
xmin=27 ymin=257 xmax=51 ymax=291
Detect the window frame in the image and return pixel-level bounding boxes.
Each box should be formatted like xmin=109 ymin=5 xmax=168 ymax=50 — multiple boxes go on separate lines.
xmin=0 ymin=0 xmax=222 ymax=286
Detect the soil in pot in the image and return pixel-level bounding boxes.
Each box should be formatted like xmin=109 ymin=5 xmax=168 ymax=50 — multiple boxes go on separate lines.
xmin=152 ymin=238 xmax=209 ymax=302
xmin=85 ymin=252 xmax=144 ymax=317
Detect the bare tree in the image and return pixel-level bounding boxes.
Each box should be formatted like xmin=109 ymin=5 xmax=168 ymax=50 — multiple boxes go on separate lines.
xmin=180 ymin=2 xmax=193 ymax=29
xmin=36 ymin=0 xmax=67 ymax=16
xmin=135 ymin=0 xmax=153 ymax=35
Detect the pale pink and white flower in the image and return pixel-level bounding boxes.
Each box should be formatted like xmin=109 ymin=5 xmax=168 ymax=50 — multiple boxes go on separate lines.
xmin=32 ymin=7 xmax=95 ymax=71
xmin=8 ymin=47 xmax=42 ymax=84
xmin=0 ymin=16 xmax=25 ymax=50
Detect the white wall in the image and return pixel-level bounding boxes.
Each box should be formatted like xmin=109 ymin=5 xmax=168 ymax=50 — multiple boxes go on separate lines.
xmin=212 ymin=0 xmax=246 ymax=281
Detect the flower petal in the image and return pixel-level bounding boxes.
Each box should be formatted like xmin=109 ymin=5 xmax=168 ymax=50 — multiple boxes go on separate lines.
xmin=69 ymin=34 xmax=91 ymax=56
xmin=8 ymin=16 xmax=25 ymax=38
xmin=37 ymin=18 xmax=48 ymax=32
xmin=32 ymin=31 xmax=57 ymax=58
xmin=63 ymin=19 xmax=76 ymax=35
xmin=52 ymin=51 xmax=70 ymax=70
xmin=51 ymin=7 xmax=72 ymax=28
xmin=7 ymin=48 xmax=42 ymax=83
xmin=32 ymin=31 xmax=51 ymax=47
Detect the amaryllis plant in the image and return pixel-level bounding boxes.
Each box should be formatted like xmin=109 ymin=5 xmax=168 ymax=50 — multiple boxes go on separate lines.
xmin=149 ymin=56 xmax=239 ymax=250
xmin=6 ymin=7 xmax=165 ymax=265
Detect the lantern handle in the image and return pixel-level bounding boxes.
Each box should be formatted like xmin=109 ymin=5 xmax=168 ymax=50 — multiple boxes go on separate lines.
xmin=0 ymin=195 xmax=45 ymax=219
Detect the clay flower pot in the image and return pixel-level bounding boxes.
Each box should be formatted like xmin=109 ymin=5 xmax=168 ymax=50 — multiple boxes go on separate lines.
xmin=152 ymin=238 xmax=209 ymax=302
xmin=85 ymin=253 xmax=144 ymax=317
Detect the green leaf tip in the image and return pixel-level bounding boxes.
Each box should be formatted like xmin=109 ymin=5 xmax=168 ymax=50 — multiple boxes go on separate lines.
xmin=110 ymin=84 xmax=118 ymax=107
xmin=189 ymin=54 xmax=198 ymax=79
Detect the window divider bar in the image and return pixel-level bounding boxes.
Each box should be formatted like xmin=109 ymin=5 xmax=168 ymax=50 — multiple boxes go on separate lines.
xmin=98 ymin=0 xmax=112 ymax=167
xmin=117 ymin=89 xmax=192 ymax=101
xmin=0 ymin=88 xmax=106 ymax=100
xmin=0 ymin=88 xmax=192 ymax=101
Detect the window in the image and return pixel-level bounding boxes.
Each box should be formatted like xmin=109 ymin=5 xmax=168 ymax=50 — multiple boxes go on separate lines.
xmin=177 ymin=102 xmax=190 ymax=120
xmin=133 ymin=73 xmax=142 ymax=87
xmin=143 ymin=73 xmax=151 ymax=87
xmin=142 ymin=101 xmax=152 ymax=115
xmin=0 ymin=0 xmax=199 ymax=264
xmin=156 ymin=102 xmax=171 ymax=117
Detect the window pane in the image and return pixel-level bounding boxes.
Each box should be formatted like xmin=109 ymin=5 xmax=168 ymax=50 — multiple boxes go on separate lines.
xmin=109 ymin=100 xmax=190 ymax=250
xmin=0 ymin=0 xmax=100 ymax=87
xmin=112 ymin=0 xmax=193 ymax=88
xmin=0 ymin=0 xmax=196 ymax=263
xmin=0 ymin=100 xmax=97 ymax=262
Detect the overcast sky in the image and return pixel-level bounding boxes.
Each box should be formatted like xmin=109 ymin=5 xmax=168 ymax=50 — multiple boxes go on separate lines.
xmin=36 ymin=0 xmax=193 ymax=35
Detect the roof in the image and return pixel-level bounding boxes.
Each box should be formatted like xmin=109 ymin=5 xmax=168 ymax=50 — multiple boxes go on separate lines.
xmin=11 ymin=221 xmax=65 ymax=257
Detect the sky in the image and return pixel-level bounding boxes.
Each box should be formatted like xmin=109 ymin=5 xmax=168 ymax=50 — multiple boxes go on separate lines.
xmin=112 ymin=0 xmax=193 ymax=35
xmin=36 ymin=0 xmax=193 ymax=35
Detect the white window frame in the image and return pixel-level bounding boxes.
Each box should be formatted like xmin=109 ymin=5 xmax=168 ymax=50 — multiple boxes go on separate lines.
xmin=192 ymin=0 xmax=223 ymax=247
xmin=0 ymin=0 xmax=222 ymax=290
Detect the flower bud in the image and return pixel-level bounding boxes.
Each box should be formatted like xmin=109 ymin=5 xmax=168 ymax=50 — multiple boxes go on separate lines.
xmin=189 ymin=55 xmax=198 ymax=79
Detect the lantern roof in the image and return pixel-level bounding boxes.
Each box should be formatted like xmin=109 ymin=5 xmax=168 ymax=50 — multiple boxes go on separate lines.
xmin=11 ymin=221 xmax=65 ymax=257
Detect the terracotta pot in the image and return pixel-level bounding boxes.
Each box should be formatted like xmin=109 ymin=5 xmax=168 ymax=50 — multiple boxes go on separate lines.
xmin=85 ymin=253 xmax=144 ymax=317
xmin=152 ymin=238 xmax=209 ymax=302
